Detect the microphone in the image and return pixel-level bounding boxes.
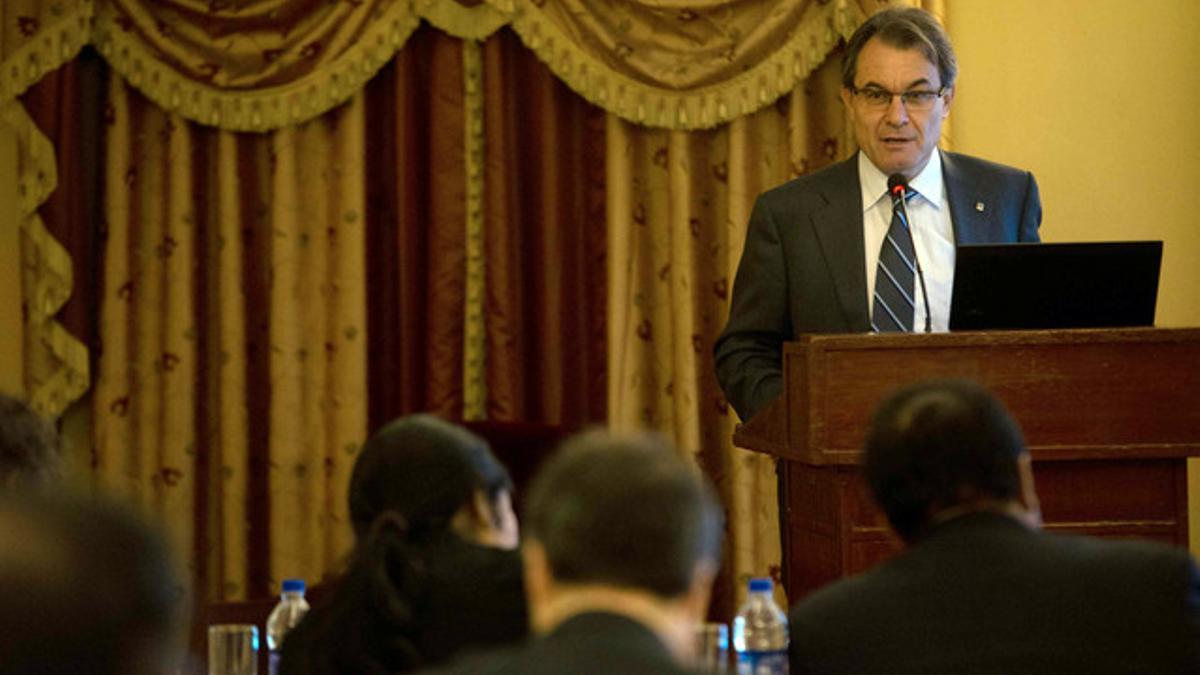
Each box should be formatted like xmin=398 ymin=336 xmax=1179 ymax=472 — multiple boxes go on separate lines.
xmin=887 ymin=174 xmax=932 ymax=333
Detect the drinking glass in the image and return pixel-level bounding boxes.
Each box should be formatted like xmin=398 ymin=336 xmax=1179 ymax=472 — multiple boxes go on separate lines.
xmin=695 ymin=621 xmax=729 ymax=674
xmin=208 ymin=624 xmax=259 ymax=675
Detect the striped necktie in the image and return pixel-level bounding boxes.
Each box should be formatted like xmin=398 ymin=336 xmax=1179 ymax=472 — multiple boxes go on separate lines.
xmin=872 ymin=189 xmax=918 ymax=332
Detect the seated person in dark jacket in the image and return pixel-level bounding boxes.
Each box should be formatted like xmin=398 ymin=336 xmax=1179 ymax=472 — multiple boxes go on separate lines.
xmin=423 ymin=430 xmax=725 ymax=675
xmin=279 ymin=415 xmax=527 ymax=674
xmin=788 ymin=379 xmax=1200 ymax=675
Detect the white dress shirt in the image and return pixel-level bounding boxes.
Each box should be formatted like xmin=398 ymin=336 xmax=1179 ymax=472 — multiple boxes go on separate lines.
xmin=859 ymin=151 xmax=956 ymax=332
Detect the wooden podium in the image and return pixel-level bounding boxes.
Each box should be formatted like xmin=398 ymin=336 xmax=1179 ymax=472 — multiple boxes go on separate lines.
xmin=733 ymin=327 xmax=1200 ymax=599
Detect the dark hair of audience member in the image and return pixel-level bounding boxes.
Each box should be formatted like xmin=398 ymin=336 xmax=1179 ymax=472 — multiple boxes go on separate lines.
xmin=281 ymin=414 xmax=515 ymax=675
xmin=524 ymin=430 xmax=724 ymax=597
xmin=863 ymin=379 xmax=1026 ymax=541
xmin=0 ymin=393 xmax=61 ymax=490
xmin=347 ymin=414 xmax=512 ymax=540
xmin=0 ymin=490 xmax=183 ymax=675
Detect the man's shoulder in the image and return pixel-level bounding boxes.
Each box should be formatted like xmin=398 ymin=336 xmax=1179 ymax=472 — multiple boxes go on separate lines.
xmin=1038 ymin=529 xmax=1196 ymax=575
xmin=756 ymin=156 xmax=857 ymax=207
xmin=941 ymin=150 xmax=1031 ymax=181
xmin=788 ymin=561 xmax=899 ymax=627
xmin=420 ymin=612 xmax=704 ymax=675
xmin=790 ymin=525 xmax=1194 ymax=620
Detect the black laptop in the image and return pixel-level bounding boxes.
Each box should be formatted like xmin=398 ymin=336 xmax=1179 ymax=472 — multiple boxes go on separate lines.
xmin=948 ymin=241 xmax=1162 ymax=331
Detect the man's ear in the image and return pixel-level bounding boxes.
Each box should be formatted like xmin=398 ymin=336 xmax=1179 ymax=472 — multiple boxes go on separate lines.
xmin=469 ymin=489 xmax=494 ymax=527
xmin=1016 ymin=452 xmax=1043 ymax=528
xmin=521 ymin=540 xmax=553 ymax=633
xmin=450 ymin=489 xmax=494 ymax=543
xmin=679 ymin=560 xmax=718 ymax=624
xmin=940 ymin=85 xmax=955 ymax=117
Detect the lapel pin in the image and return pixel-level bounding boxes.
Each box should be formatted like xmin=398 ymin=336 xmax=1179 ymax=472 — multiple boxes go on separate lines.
xmin=975 ymin=202 xmax=985 ymax=212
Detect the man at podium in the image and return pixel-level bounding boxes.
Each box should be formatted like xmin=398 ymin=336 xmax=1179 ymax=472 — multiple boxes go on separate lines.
xmin=715 ymin=7 xmax=1042 ymax=421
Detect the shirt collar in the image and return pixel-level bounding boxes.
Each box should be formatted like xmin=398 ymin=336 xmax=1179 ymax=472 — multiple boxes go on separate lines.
xmin=858 ymin=149 xmax=946 ymax=212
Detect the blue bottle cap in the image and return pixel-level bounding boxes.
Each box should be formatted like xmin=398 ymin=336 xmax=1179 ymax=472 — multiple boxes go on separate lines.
xmin=748 ymin=577 xmax=773 ymax=593
xmin=281 ymin=578 xmax=306 ymax=593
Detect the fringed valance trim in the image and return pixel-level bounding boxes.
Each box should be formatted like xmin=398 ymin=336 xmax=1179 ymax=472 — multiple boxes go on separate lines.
xmin=0 ymin=1 xmax=94 ymax=104
xmin=2 ymin=102 xmax=89 ymax=417
xmin=6 ymin=0 xmax=867 ymax=133
xmin=419 ymin=0 xmax=512 ymax=42
xmin=90 ymin=1 xmax=422 ymax=133
xmin=497 ymin=0 xmax=864 ymax=130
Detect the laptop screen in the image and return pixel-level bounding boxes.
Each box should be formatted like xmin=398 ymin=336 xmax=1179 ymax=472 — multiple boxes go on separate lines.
xmin=948 ymin=241 xmax=1162 ymax=331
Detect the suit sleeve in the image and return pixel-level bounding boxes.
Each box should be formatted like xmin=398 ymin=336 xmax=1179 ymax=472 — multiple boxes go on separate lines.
xmin=1018 ymin=171 xmax=1042 ymax=242
xmin=714 ymin=195 xmax=792 ymax=421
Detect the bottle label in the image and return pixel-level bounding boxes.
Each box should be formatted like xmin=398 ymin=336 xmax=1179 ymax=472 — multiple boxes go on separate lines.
xmin=737 ymin=649 xmax=788 ymax=675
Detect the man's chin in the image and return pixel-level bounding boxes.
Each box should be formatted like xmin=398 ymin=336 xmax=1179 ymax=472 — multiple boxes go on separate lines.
xmin=869 ymin=151 xmax=927 ymax=179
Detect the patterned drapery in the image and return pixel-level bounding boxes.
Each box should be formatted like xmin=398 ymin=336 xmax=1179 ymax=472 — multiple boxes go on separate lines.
xmin=21 ymin=26 xmax=608 ymax=602
xmin=607 ymin=49 xmax=852 ymax=614
xmin=2 ymin=0 xmax=874 ymax=132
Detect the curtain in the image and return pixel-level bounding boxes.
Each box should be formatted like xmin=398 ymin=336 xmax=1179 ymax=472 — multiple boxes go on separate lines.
xmin=23 ymin=24 xmax=607 ymax=603
xmin=479 ymin=31 xmax=608 ymax=424
xmin=92 ymin=68 xmax=369 ymax=600
xmin=606 ymin=50 xmax=851 ymax=615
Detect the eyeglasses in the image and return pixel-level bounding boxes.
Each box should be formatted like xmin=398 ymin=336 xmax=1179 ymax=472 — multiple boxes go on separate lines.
xmin=850 ymin=86 xmax=945 ymax=112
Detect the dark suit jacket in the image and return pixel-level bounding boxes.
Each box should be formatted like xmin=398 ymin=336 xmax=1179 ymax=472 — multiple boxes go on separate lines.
xmin=714 ymin=151 xmax=1042 ymax=419
xmin=788 ymin=512 xmax=1200 ymax=675
xmin=422 ymin=612 xmax=705 ymax=675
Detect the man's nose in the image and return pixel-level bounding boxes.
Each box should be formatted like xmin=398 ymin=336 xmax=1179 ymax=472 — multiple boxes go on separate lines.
xmin=884 ymin=94 xmax=910 ymax=126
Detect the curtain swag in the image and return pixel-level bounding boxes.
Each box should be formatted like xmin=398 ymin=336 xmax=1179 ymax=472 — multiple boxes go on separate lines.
xmin=494 ymin=0 xmax=865 ymax=130
xmin=3 ymin=0 xmax=869 ymax=133
xmin=3 ymin=100 xmax=89 ymax=417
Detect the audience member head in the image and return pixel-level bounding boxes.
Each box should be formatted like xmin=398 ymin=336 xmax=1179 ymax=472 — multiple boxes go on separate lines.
xmin=281 ymin=416 xmax=522 ymax=675
xmin=0 ymin=393 xmax=61 ymax=491
xmin=348 ymin=414 xmax=517 ymax=549
xmin=0 ymin=490 xmax=183 ymax=675
xmin=864 ymin=379 xmax=1041 ymax=542
xmin=521 ymin=430 xmax=724 ymax=659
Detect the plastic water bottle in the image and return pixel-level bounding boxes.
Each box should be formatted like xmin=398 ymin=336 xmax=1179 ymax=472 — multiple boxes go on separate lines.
xmin=732 ymin=577 xmax=789 ymax=675
xmin=266 ymin=578 xmax=310 ymax=675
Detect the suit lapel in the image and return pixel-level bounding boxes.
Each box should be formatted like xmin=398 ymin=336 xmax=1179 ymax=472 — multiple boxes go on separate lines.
xmin=811 ymin=158 xmax=870 ymax=331
xmin=942 ymin=150 xmax=996 ymax=244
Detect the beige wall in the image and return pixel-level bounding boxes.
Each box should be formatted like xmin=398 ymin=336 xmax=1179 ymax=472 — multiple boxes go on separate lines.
xmin=946 ymin=0 xmax=1200 ymax=553
xmin=0 ymin=118 xmax=22 ymax=397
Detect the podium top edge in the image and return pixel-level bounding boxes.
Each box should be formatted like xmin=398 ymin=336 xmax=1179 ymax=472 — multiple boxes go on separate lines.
xmin=785 ymin=327 xmax=1200 ymax=352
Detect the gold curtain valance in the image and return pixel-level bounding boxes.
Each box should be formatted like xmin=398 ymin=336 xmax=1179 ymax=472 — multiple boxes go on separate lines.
xmin=0 ymin=0 xmax=511 ymax=133
xmin=3 ymin=0 xmax=870 ymax=133
xmin=91 ymin=0 xmax=421 ymax=132
xmin=493 ymin=0 xmax=866 ymax=129
xmin=0 ymin=0 xmax=94 ymax=103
